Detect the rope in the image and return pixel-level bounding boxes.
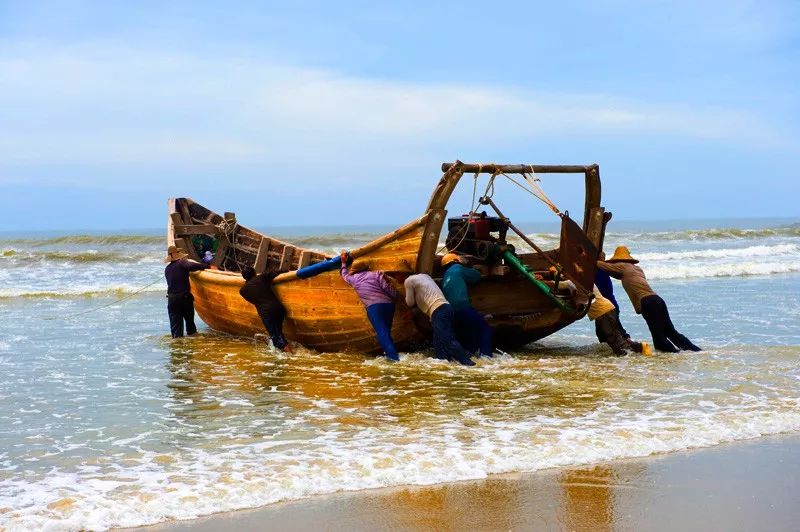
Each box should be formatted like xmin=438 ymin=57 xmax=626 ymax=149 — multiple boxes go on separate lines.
xmin=42 ymin=277 xmax=164 ymax=321
xmin=437 ymin=168 xmax=505 ymax=255
xmin=216 ymin=218 xmax=246 ymax=270
xmin=524 ymin=166 xmax=561 ymax=215
xmin=436 ymin=172 xmax=480 ymax=254
xmin=500 ymin=171 xmax=561 ymax=216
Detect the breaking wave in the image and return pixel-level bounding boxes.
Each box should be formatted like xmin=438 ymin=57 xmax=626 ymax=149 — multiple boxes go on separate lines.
xmin=0 ymin=234 xmax=164 ymax=246
xmin=284 ymin=232 xmax=385 ymax=249
xmin=608 ymin=224 xmax=800 ymax=241
xmin=0 ymin=284 xmax=164 ymax=300
xmin=1 ymin=249 xmax=158 ymax=264
xmin=638 ymin=243 xmax=800 ymax=280
xmin=638 ymin=243 xmax=798 ymax=261
xmin=646 ymin=261 xmax=800 ymax=280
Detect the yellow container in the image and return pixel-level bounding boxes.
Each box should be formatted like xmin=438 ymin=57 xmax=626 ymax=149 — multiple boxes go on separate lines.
xmin=641 ymin=342 xmax=652 ymax=356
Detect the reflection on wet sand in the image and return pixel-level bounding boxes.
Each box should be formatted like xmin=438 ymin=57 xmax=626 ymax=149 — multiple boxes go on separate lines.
xmin=560 ymin=466 xmax=614 ymax=532
xmin=384 ymin=479 xmax=523 ymax=531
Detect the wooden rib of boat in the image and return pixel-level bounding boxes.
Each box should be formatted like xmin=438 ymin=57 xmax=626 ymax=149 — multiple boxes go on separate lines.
xmin=167 ymin=161 xmax=611 ymax=353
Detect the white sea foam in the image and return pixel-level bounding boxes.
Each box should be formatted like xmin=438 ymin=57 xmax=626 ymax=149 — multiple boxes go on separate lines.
xmin=632 ymin=243 xmax=800 ymax=280
xmin=646 ymin=261 xmax=800 ymax=280
xmin=637 ymin=243 xmax=798 ymax=261
xmin=2 ymin=395 xmax=799 ymax=531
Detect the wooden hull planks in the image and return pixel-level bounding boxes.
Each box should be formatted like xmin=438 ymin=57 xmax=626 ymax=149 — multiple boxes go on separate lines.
xmin=187 ymin=221 xmax=428 ymax=353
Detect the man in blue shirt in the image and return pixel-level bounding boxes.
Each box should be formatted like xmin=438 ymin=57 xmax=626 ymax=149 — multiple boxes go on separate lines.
xmin=440 ymin=253 xmax=493 ymax=358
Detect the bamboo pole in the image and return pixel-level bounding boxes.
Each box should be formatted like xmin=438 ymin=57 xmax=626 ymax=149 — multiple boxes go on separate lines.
xmin=441 ymin=163 xmax=592 ymax=174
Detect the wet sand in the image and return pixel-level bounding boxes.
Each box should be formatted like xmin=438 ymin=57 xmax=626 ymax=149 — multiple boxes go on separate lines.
xmin=132 ymin=434 xmax=800 ymax=532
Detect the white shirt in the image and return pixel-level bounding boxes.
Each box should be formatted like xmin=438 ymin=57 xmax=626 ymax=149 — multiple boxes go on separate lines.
xmin=404 ymin=274 xmax=448 ymax=317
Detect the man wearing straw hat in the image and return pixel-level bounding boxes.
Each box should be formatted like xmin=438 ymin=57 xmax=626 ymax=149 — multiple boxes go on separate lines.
xmin=164 ymin=245 xmax=209 ymax=338
xmin=598 ymin=246 xmax=701 ymax=353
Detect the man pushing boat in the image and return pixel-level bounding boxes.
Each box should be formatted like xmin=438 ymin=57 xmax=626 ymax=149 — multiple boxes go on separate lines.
xmin=240 ymin=266 xmax=293 ymax=353
xmin=403 ymin=273 xmax=475 ymax=366
xmin=164 ymin=245 xmax=209 ymax=338
xmin=598 ymin=246 xmax=701 ymax=353
xmin=339 ymin=251 xmax=403 ymax=362
xmin=440 ymin=253 xmax=493 ymax=358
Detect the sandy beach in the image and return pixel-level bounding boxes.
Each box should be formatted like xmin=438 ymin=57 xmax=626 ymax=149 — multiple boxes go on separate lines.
xmin=133 ymin=434 xmax=800 ymax=532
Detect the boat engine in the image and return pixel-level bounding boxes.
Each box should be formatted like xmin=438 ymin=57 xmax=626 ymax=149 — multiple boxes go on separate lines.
xmin=445 ymin=211 xmax=510 ymax=262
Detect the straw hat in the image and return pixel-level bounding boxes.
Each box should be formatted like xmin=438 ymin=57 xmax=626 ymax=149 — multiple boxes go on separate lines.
xmin=441 ymin=253 xmax=463 ymax=267
xmin=164 ymin=245 xmax=188 ymax=263
xmin=606 ymin=245 xmax=639 ymax=264
xmin=349 ymin=260 xmax=371 ymax=273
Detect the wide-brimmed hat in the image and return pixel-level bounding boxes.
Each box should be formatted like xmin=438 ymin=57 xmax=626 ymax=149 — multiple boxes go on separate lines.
xmin=607 ymin=245 xmax=638 ymax=264
xmin=164 ymin=245 xmax=188 ymax=263
xmin=441 ymin=253 xmax=463 ymax=267
xmin=349 ymin=260 xmax=371 ymax=273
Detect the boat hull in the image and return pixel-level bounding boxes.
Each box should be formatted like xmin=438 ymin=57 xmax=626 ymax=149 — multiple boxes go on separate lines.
xmin=191 ymin=268 xmax=577 ymax=352
xmin=191 ymin=269 xmax=425 ymax=353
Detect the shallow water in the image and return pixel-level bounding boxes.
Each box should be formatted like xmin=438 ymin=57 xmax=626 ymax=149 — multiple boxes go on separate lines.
xmin=1 ymin=221 xmax=799 ymax=530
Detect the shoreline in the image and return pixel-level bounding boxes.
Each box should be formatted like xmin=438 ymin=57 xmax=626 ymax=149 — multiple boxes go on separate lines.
xmin=131 ymin=433 xmax=800 ymax=531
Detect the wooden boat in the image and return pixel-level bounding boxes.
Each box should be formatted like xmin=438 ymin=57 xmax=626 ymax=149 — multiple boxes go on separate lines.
xmin=167 ymin=161 xmax=611 ymax=353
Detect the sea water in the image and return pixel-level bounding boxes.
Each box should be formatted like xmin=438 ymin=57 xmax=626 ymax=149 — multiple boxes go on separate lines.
xmin=1 ymin=220 xmax=799 ymax=530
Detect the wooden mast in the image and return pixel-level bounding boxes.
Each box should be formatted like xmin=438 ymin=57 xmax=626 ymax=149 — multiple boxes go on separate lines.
xmin=416 ymin=160 xmax=466 ymax=274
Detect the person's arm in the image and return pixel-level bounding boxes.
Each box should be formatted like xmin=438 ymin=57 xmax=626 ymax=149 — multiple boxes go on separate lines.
xmin=182 ymin=258 xmax=210 ymax=272
xmin=404 ymin=279 xmax=416 ymax=308
xmin=597 ymin=261 xmax=625 ymax=279
xmin=339 ymin=250 xmax=352 ymax=282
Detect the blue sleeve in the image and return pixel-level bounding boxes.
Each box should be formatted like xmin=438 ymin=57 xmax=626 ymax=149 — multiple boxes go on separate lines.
xmin=297 ymin=256 xmax=342 ymax=280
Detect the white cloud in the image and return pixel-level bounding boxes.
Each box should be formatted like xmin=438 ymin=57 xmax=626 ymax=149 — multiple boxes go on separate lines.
xmin=0 ymin=44 xmax=794 ymax=185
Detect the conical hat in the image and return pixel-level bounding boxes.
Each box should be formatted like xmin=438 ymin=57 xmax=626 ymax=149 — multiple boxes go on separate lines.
xmin=441 ymin=253 xmax=462 ymax=267
xmin=607 ymin=245 xmax=638 ymax=264
xmin=164 ymin=245 xmax=188 ymax=263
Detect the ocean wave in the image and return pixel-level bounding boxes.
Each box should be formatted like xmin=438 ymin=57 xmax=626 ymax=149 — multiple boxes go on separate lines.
xmin=637 ymin=243 xmax=799 ymax=262
xmin=646 ymin=261 xmax=800 ymax=280
xmin=0 ymin=234 xmax=164 ymax=246
xmin=609 ymin=224 xmax=800 ymax=241
xmin=285 ymin=232 xmax=388 ymax=249
xmin=1 ymin=249 xmax=158 ymax=264
xmin=633 ymin=243 xmax=800 ymax=279
xmin=0 ymin=284 xmax=164 ymax=300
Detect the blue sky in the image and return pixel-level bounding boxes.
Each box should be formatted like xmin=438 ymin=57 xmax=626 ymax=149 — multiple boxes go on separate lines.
xmin=0 ymin=1 xmax=798 ymax=231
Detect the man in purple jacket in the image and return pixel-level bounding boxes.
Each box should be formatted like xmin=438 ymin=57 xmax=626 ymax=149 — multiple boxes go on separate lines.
xmin=340 ymin=251 xmax=401 ymax=361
